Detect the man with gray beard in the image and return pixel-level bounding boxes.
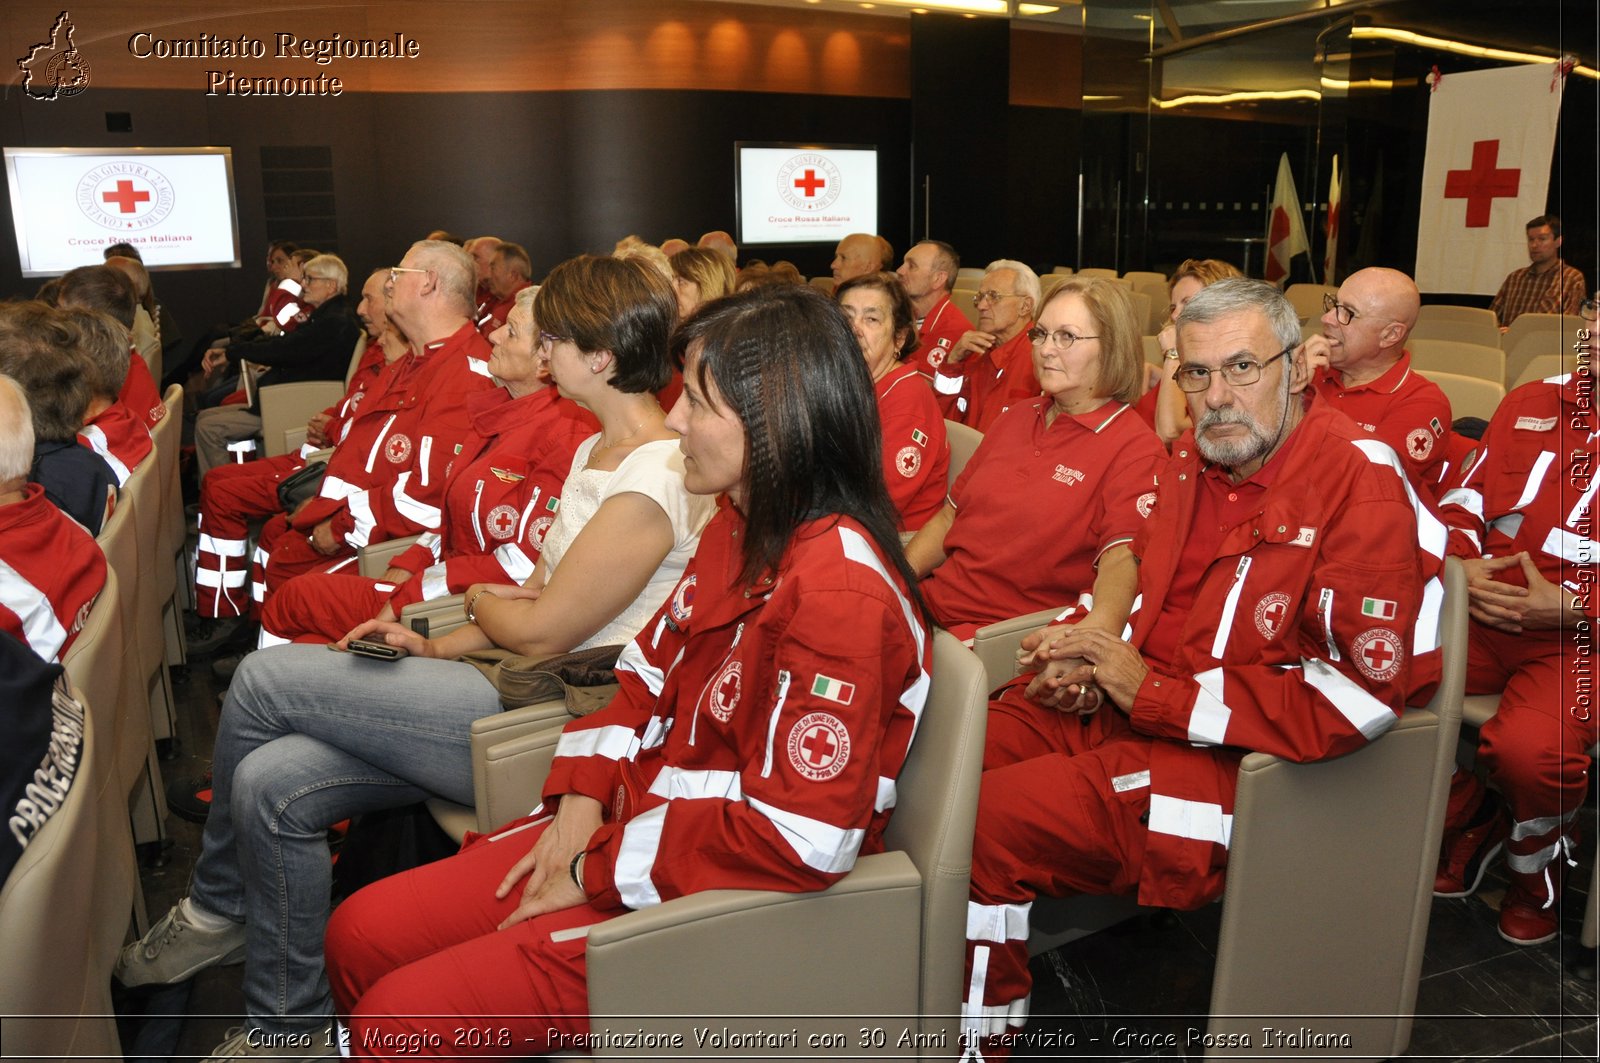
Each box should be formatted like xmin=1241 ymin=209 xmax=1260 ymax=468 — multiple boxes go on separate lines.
xmin=960 ymin=280 xmax=1445 ymax=1054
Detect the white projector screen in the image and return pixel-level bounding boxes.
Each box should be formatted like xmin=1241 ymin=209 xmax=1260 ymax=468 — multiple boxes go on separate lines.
xmin=736 ymin=142 xmax=878 ymax=246
xmin=4 ymin=146 xmax=242 ymax=276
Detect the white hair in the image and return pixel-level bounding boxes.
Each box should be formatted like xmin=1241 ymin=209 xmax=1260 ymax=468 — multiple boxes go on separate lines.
xmin=986 ymin=258 xmax=1042 ymax=315
xmin=0 ymin=374 xmax=35 ymax=482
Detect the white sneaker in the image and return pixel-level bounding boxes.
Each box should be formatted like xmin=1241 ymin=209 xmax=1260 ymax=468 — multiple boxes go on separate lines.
xmin=113 ymin=900 xmax=247 ymax=987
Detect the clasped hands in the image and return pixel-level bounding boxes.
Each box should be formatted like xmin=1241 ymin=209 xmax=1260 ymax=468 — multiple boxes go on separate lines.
xmin=1018 ymin=623 xmax=1148 ymax=715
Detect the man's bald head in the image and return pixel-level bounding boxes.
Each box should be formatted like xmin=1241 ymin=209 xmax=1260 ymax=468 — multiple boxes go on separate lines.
xmin=697 ymin=231 xmax=738 ymax=262
xmin=831 ymin=233 xmax=888 ymax=284
xmin=1321 ymin=266 xmax=1420 ymax=384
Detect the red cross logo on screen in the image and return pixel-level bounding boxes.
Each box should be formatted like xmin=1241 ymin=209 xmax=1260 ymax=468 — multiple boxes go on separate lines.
xmin=101 ymin=179 xmax=151 ymax=214
xmin=1443 ymin=140 xmax=1521 ymax=228
xmin=793 ymin=169 xmax=826 ymax=198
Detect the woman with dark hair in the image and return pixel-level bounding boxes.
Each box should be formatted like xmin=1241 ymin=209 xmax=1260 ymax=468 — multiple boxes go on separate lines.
xmin=113 ymin=255 xmax=716 ymax=1059
xmin=320 ymin=284 xmax=933 ymax=1055
xmin=837 ymin=271 xmax=950 ymax=530
xmin=905 ymin=278 xmax=1166 ymax=645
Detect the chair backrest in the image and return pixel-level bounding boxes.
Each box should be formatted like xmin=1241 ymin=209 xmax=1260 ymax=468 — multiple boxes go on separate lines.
xmin=1502 ymin=311 xmax=1581 ymax=352
xmin=1283 ymin=283 xmax=1335 ymax=323
xmin=1074 ymin=267 xmax=1117 ymax=280
xmin=951 ymin=287 xmax=979 ymax=321
xmin=1412 ymin=304 xmax=1501 ymax=349
xmin=260 ymin=380 xmax=347 ymax=458
xmin=955 ymin=267 xmax=986 ymax=283
xmin=155 ymin=385 xmax=185 ymax=557
xmin=1416 ymin=369 xmax=1505 ymax=422
xmin=1122 ymin=273 xmax=1170 ymax=333
xmin=944 ymin=418 xmax=983 ymax=489
xmin=94 ymin=500 xmax=151 ymax=792
xmin=1510 ymin=352 xmax=1577 ymax=390
xmin=1503 ymin=319 xmax=1581 ymax=390
xmin=0 ymin=697 xmax=122 ymax=1061
xmin=881 ymin=629 xmax=990 ymax=1026
xmin=1037 ymin=272 xmax=1068 ymax=304
xmin=62 ymin=566 xmax=124 ymax=773
xmin=808 ymin=275 xmax=836 ymax=295
xmin=1049 ymin=266 xmax=1074 ymax=276
xmin=1206 ymin=559 xmax=1467 ymax=1058
xmin=1405 ymin=338 xmax=1506 ymax=384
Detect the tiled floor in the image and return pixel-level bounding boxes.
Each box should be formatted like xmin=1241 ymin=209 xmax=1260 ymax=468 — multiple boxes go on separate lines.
xmin=115 ymin=643 xmax=1599 ymax=1061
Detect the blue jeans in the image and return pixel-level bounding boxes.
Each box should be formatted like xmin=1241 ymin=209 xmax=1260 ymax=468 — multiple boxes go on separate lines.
xmin=187 ymin=644 xmax=502 ymax=1034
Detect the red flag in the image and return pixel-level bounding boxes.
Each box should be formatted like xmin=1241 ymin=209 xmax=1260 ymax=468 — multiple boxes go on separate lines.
xmin=1323 ymin=155 xmax=1342 ymax=285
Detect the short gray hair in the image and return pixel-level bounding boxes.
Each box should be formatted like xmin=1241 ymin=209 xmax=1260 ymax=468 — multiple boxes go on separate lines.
xmin=986 ymin=258 xmax=1042 ymax=317
xmin=0 ymin=374 xmax=34 ymax=482
xmin=410 ymin=240 xmax=476 ymax=313
xmin=1177 ymin=277 xmax=1301 ymax=353
xmin=302 ymin=254 xmax=348 ymax=294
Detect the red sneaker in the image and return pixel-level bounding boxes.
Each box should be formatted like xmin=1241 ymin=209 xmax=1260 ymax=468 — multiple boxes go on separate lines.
xmin=1498 ymin=866 xmax=1563 ymax=946
xmin=1434 ymin=800 xmax=1509 ymax=898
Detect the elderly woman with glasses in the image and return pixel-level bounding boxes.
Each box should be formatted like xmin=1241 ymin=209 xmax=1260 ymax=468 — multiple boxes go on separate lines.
xmin=905 ymin=278 xmax=1166 ymax=661
xmin=835 ymin=271 xmax=950 ymax=531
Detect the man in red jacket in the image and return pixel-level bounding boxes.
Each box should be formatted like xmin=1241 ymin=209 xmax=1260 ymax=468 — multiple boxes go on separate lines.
xmin=960 ymin=279 xmax=1443 ymax=1055
xmin=897 ymin=239 xmax=971 ymax=379
xmin=932 ymin=260 xmax=1040 ymax=430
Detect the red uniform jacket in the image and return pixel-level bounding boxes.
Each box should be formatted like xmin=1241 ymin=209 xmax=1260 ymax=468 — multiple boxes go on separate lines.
xmin=911 ymin=294 xmax=972 ymax=380
xmin=294 ymin=322 xmax=496 ymax=548
xmin=118 ymin=348 xmax=166 ymax=429
xmin=1124 ymin=401 xmax=1444 ymax=908
xmin=932 ymin=325 xmax=1040 ymax=431
xmin=546 ymin=505 xmax=930 ymax=911
xmin=1438 ymin=369 xmax=1599 ymax=624
xmin=876 ymin=364 xmax=949 ymax=530
xmin=476 ymin=282 xmax=532 ymax=338
xmin=78 ymin=401 xmax=153 ymax=487
xmin=0 ymin=485 xmax=107 ymax=662
xmin=1311 ymin=351 xmax=1452 ymax=497
xmin=383 ymin=387 xmax=598 ymax=612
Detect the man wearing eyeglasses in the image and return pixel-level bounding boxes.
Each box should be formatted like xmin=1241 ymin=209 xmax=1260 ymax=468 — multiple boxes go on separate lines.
xmin=1315 ymin=267 xmax=1452 ymax=497
xmin=933 ymin=259 xmax=1040 ymax=430
xmin=257 ymin=240 xmax=498 ymax=620
xmin=962 ymin=279 xmax=1442 ymax=1054
xmin=1490 ymin=215 xmax=1587 ymax=328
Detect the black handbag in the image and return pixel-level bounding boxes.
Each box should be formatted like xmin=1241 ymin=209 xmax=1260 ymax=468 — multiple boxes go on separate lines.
xmin=275 ymin=460 xmax=327 ymax=510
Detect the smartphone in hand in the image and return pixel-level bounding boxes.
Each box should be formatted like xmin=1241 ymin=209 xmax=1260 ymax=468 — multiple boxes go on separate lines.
xmin=343 ymin=637 xmax=409 ymax=661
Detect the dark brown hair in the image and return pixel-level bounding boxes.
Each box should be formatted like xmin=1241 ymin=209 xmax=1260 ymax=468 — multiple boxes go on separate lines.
xmin=536 ymin=255 xmax=675 ymax=394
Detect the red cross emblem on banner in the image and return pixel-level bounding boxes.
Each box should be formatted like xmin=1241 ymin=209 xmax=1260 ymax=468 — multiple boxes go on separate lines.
xmin=102 ymin=179 xmax=151 ymax=214
xmin=793 ymin=169 xmax=826 ymax=198
xmin=1443 ymin=140 xmax=1521 ymax=228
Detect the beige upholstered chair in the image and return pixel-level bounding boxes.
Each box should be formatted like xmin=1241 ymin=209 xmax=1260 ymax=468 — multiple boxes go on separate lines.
xmin=1412 ymin=305 xmax=1501 ymax=349
xmin=1416 ymin=369 xmax=1505 ymax=421
xmin=1074 ymin=267 xmax=1117 ymax=281
xmin=1204 ymin=557 xmax=1468 ymax=1057
xmin=943 ymin=418 xmax=983 ymax=488
xmin=1509 ymin=353 xmax=1578 ymax=390
xmin=258 ymin=333 xmax=368 ymax=457
xmin=1406 ymin=338 xmax=1506 ymax=384
xmin=1502 ymin=315 xmax=1583 ymax=390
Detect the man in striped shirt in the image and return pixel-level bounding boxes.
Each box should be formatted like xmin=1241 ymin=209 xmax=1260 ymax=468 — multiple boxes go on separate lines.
xmin=1490 ymin=215 xmax=1587 ymax=328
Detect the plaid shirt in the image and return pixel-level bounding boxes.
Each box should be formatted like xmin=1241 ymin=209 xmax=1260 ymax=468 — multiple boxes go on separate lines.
xmin=1490 ymin=259 xmax=1587 ymax=326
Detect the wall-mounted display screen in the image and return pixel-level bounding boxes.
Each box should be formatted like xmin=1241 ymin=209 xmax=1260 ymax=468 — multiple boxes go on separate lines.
xmin=736 ymin=142 xmax=878 ymax=246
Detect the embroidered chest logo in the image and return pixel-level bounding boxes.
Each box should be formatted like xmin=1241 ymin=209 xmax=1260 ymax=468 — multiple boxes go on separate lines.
xmin=1135 ymin=491 xmax=1157 ymax=519
xmin=788 ymin=711 xmax=851 ymax=781
xmin=384 ymin=433 xmax=412 ymax=464
xmin=669 ymin=574 xmax=696 ymax=626
xmin=707 ymin=659 xmax=742 ymax=722
xmin=486 ymin=504 xmax=519 ymax=541
xmin=1406 ymin=427 xmax=1435 ymax=460
xmin=527 ymin=515 xmax=554 ymax=550
xmin=895 ymin=446 xmax=922 ymax=478
xmin=1053 ymin=465 xmax=1085 ymax=485
xmin=1351 ymin=627 xmax=1404 ymax=683
xmin=926 ymin=344 xmax=948 ymax=369
xmin=1253 ymin=592 xmax=1291 ymax=639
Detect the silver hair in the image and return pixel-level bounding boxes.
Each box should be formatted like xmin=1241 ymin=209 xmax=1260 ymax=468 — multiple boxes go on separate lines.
xmin=302 ymin=253 xmax=348 ymax=294
xmin=410 ymin=240 xmax=477 ymax=313
xmin=985 ymin=258 xmax=1042 ymax=316
xmin=0 ymin=374 xmax=35 ymax=482
xmin=1177 ymin=277 xmax=1302 ymax=353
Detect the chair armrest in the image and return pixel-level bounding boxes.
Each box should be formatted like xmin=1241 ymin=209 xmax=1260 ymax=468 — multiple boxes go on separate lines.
xmin=586 ymin=852 xmax=924 ymax=1028
xmin=259 ymin=381 xmax=345 ymax=458
xmin=359 ymin=534 xmax=424 ymax=578
xmin=971 ymin=606 xmax=1068 ymax=690
xmin=399 ymin=594 xmax=468 ymax=638
xmin=304 ymin=447 xmax=334 ymax=464
xmin=474 ymin=710 xmax=570 ymax=829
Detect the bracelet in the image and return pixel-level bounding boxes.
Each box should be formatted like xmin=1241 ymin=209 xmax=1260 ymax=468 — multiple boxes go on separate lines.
xmin=464 ymin=588 xmax=490 ymax=624
xmin=569 ymin=850 xmax=586 ymax=891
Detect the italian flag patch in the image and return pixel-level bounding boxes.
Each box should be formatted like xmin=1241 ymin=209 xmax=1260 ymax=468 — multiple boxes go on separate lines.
xmin=911 ymin=428 xmax=928 ymax=446
xmin=546 ymin=496 xmax=560 ymax=512
xmin=1361 ymin=597 xmax=1397 ymax=620
xmin=811 ymin=674 xmax=856 ymax=705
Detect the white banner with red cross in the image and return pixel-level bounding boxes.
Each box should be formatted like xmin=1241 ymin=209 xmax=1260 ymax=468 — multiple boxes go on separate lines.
xmin=1415 ymin=63 xmax=1565 ymax=295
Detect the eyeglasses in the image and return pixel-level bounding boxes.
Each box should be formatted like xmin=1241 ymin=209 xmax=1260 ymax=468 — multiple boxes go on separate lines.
xmin=974 ymin=290 xmax=1020 ymax=306
xmin=1322 ymin=292 xmax=1360 ymax=325
xmin=537 ymin=331 xmax=569 ymax=352
xmin=1172 ymin=347 xmax=1293 ymax=393
xmin=1027 ymin=327 xmax=1099 ymax=349
xmin=388 ymin=266 xmax=431 ymax=283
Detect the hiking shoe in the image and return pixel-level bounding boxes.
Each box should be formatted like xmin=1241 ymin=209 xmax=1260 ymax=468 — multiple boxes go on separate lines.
xmin=166 ymin=768 xmax=214 ymax=824
xmin=1433 ymin=798 xmax=1508 ymax=898
xmin=186 ymin=615 xmax=252 ymax=655
xmin=114 ymin=900 xmax=246 ymax=987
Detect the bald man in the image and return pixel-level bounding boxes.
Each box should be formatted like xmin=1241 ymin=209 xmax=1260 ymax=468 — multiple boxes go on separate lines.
xmin=832 ymin=233 xmax=890 ymax=284
xmin=1313 ymin=267 xmax=1452 ymax=496
xmin=696 ymin=230 xmax=738 ymax=263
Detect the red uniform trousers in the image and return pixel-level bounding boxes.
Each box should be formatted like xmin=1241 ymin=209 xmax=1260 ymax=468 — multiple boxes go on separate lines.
xmin=194 ymin=454 xmax=305 ymax=618
xmin=1445 ymin=620 xmax=1595 ymax=903
xmin=255 ymin=531 xmax=359 ymax=615
xmin=964 ymin=681 xmax=1153 ymax=1048
xmin=327 ymin=815 xmax=621 ymax=1058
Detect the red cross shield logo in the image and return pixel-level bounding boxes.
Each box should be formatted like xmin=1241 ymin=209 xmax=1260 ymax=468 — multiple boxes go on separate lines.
xmin=527 ymin=515 xmax=554 ymax=551
xmin=1351 ymin=627 xmax=1404 ymax=683
xmin=384 ymin=433 xmax=412 ymax=465
xmin=708 ymin=659 xmax=742 ymax=722
xmin=787 ymin=711 xmax=851 ymax=782
xmin=895 ymin=445 xmax=921 ymax=478
xmin=1407 ymin=427 xmax=1435 ymax=460
xmin=1253 ymin=592 xmax=1291 ymax=639
xmin=486 ymin=504 xmax=519 ymax=541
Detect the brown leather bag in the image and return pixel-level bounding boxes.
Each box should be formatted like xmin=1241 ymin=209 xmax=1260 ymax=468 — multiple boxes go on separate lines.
xmin=459 ymin=643 xmax=622 ymax=716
